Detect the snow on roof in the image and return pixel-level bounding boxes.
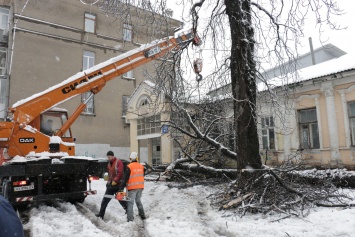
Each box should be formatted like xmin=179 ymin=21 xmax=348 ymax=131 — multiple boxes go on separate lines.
xmin=143 ymin=80 xmax=156 ymax=88
xmin=11 ymin=36 xmax=173 ymax=108
xmin=258 ymin=53 xmax=355 ymax=91
xmin=127 ymin=80 xmax=156 ymax=107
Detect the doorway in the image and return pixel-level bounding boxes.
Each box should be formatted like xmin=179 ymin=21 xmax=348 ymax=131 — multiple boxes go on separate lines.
xmin=151 ymin=138 xmax=161 ymax=166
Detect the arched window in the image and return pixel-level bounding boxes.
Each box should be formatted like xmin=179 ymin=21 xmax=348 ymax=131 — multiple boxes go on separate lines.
xmin=137 ymin=95 xmax=151 ymax=108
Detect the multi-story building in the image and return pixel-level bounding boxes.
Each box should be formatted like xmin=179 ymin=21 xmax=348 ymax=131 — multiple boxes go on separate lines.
xmin=0 ymin=0 xmax=180 ymax=161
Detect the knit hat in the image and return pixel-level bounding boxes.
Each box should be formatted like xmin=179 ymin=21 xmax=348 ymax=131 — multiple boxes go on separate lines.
xmin=106 ymin=150 xmax=114 ymax=156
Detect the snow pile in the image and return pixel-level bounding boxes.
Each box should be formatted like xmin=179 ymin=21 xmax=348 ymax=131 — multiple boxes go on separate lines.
xmin=27 ymin=151 xmax=69 ymax=158
xmin=61 ymin=156 xmax=96 ymax=160
xmin=24 ymin=125 xmax=38 ymax=134
xmin=23 ymin=178 xmax=355 ymax=237
xmin=49 ymin=136 xmax=75 ymax=147
xmin=6 ymin=155 xmax=50 ymax=163
xmin=297 ymin=168 xmax=355 ymax=179
xmin=49 ymin=136 xmax=62 ymax=144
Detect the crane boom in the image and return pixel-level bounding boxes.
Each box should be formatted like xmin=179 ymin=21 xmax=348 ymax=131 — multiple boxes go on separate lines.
xmin=0 ymin=30 xmax=199 ymax=158
xmin=10 ymin=31 xmax=195 ymax=125
xmin=0 ymin=29 xmax=201 ymax=206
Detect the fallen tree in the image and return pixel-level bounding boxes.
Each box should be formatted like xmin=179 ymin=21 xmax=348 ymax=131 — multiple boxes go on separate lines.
xmin=147 ymin=158 xmax=355 ymax=217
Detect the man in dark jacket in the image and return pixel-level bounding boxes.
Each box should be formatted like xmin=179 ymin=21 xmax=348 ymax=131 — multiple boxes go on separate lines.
xmin=96 ymin=151 xmax=127 ymax=219
xmin=0 ymin=195 xmax=25 ymax=237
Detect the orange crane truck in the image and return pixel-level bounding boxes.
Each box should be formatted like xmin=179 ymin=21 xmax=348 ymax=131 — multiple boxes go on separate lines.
xmin=0 ymin=30 xmax=200 ymax=206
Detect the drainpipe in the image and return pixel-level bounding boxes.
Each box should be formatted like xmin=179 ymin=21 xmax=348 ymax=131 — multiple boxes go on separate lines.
xmin=308 ymin=37 xmax=316 ymax=65
xmin=7 ymin=0 xmax=31 ymax=115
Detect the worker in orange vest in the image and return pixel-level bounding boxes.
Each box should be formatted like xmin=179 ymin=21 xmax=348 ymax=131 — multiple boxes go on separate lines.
xmin=121 ymin=152 xmax=146 ymax=222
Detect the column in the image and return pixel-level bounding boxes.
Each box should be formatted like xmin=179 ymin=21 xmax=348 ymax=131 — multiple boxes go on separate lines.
xmin=129 ymin=119 xmax=139 ymax=153
xmin=321 ymin=82 xmax=340 ymax=161
xmin=282 ymin=103 xmax=292 ymax=161
xmin=314 ymin=95 xmax=323 ymax=149
xmin=147 ymin=139 xmax=153 ymax=165
xmin=161 ymin=134 xmax=172 ymax=164
xmin=338 ymin=90 xmax=351 ymax=148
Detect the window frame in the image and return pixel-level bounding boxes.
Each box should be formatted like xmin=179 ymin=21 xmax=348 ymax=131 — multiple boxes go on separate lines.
xmin=122 ymin=70 xmax=134 ymax=80
xmin=123 ymin=23 xmax=133 ymax=42
xmin=261 ymin=116 xmax=275 ymax=150
xmin=122 ymin=95 xmax=130 ymax=117
xmin=298 ymin=108 xmax=320 ymax=149
xmin=348 ymin=101 xmax=355 ymax=146
xmin=81 ymin=50 xmax=96 ymax=115
xmin=0 ymin=7 xmax=9 ymax=34
xmin=0 ymin=47 xmax=6 ymax=75
xmin=84 ymin=13 xmax=96 ymax=33
xmin=137 ymin=115 xmax=160 ymax=136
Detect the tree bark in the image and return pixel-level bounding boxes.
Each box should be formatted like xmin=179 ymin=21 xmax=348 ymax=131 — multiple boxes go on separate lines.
xmin=225 ymin=0 xmax=262 ymax=170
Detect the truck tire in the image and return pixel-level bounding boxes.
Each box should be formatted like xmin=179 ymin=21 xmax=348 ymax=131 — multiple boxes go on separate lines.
xmin=67 ymin=196 xmax=86 ymax=204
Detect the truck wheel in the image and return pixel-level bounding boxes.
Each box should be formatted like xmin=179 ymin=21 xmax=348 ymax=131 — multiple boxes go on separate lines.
xmin=67 ymin=196 xmax=86 ymax=204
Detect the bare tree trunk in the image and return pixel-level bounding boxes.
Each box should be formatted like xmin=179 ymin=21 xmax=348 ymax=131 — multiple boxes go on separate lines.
xmin=225 ymin=0 xmax=262 ymax=170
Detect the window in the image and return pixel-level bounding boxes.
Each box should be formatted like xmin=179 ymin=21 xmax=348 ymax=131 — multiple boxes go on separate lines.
xmin=82 ymin=51 xmax=95 ymax=114
xmin=123 ymin=23 xmax=132 ymax=41
xmin=0 ymin=78 xmax=6 ymax=120
xmin=40 ymin=112 xmax=71 ymax=138
xmin=348 ymin=102 xmax=355 ymax=146
xmin=0 ymin=7 xmax=9 ymax=34
xmin=137 ymin=115 xmax=160 ymax=135
xmin=0 ymin=47 xmax=6 ymax=75
xmin=122 ymin=70 xmax=134 ymax=79
xmin=122 ymin=95 xmax=130 ymax=117
xmin=84 ymin=13 xmax=96 ymax=33
xmin=83 ymin=51 xmax=95 ymax=70
xmin=299 ymin=108 xmax=320 ymax=149
xmin=261 ymin=116 xmax=275 ymax=149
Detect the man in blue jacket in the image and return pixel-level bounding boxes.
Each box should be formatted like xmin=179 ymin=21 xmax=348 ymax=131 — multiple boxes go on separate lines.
xmin=0 ymin=195 xmax=25 ymax=237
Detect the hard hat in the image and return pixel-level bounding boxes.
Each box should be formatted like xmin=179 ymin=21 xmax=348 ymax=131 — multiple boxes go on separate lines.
xmin=129 ymin=152 xmax=138 ymax=160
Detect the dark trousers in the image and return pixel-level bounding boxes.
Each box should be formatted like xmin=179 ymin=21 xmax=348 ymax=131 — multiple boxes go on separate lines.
xmin=98 ymin=186 xmax=127 ymax=217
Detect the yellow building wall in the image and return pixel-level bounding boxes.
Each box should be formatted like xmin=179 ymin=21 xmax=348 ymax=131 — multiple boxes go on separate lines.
xmin=261 ymin=75 xmax=355 ymax=169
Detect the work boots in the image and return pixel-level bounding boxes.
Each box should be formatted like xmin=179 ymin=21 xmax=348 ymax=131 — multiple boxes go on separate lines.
xmin=95 ymin=213 xmax=104 ymax=219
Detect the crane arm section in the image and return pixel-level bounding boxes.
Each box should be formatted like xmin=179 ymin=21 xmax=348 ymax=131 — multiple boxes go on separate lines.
xmin=9 ymin=31 xmax=196 ymax=125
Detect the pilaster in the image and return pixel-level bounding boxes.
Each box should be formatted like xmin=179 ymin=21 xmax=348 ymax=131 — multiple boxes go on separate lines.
xmin=321 ymin=81 xmax=340 ymax=162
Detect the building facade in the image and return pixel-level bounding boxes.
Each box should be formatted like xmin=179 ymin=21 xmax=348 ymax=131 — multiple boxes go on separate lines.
xmin=258 ymin=53 xmax=355 ymax=169
xmin=126 ymin=80 xmax=182 ymax=165
xmin=0 ymin=0 xmax=179 ymax=159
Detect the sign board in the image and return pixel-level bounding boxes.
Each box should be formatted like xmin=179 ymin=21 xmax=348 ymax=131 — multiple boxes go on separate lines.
xmin=144 ymin=46 xmax=161 ymax=58
xmin=162 ymin=125 xmax=169 ymax=134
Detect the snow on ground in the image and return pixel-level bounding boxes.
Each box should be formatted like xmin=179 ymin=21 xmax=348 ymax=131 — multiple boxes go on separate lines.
xmin=24 ymin=178 xmax=355 ymax=237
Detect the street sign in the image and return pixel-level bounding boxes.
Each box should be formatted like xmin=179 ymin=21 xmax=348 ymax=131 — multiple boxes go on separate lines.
xmin=162 ymin=125 xmax=169 ymax=134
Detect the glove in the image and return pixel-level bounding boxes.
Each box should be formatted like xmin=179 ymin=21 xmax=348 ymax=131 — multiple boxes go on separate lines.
xmin=112 ymin=181 xmax=117 ymax=186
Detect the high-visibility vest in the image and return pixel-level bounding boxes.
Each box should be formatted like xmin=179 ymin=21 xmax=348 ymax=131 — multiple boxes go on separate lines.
xmin=127 ymin=162 xmax=144 ymax=190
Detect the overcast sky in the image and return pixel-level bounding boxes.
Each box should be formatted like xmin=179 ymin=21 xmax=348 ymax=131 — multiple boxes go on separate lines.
xmin=301 ymin=1 xmax=355 ymax=55
xmin=167 ymin=1 xmax=355 ymax=56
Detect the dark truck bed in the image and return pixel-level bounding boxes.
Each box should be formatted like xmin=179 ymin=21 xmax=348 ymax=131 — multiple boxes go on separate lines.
xmin=0 ymin=158 xmax=108 ymax=205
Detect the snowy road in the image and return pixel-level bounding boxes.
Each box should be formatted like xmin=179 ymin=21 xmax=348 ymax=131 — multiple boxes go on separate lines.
xmin=23 ymin=179 xmax=355 ymax=237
